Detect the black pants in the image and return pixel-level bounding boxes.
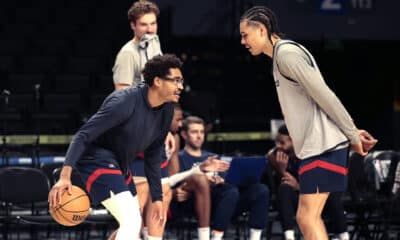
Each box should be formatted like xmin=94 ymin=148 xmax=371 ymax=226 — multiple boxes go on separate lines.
xmin=277 ymin=184 xmax=347 ymax=233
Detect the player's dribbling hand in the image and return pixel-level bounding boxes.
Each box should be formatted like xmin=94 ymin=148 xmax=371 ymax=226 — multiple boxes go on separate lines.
xmin=48 ymin=179 xmax=72 ymax=208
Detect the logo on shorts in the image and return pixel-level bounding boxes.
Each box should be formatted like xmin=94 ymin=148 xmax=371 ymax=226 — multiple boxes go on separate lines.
xmin=108 ymin=164 xmax=116 ymax=168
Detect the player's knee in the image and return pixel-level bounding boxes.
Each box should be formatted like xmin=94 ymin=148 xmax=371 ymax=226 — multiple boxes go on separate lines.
xmin=120 ymin=206 xmax=141 ymax=227
xmin=116 ymin=205 xmax=142 ymax=239
xmin=102 ymin=192 xmax=142 ymax=237
xmin=254 ymin=184 xmax=269 ymax=200
xmin=296 ymin=212 xmax=307 ymax=229
xmin=296 ymin=208 xmax=314 ymax=229
xmin=222 ymin=186 xmax=240 ymax=203
xmin=191 ymin=174 xmax=210 ymax=191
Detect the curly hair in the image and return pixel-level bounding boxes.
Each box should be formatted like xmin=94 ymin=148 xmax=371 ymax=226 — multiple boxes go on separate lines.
xmin=142 ymin=54 xmax=183 ymax=86
xmin=278 ymin=124 xmax=289 ymax=136
xmin=240 ymin=6 xmax=284 ymax=42
xmin=127 ymin=0 xmax=160 ymax=23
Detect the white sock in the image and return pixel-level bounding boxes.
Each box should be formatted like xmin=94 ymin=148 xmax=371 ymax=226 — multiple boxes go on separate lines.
xmin=249 ymin=228 xmax=262 ymax=240
xmin=147 ymin=236 xmax=162 ymax=240
xmin=142 ymin=227 xmax=148 ymax=240
xmin=198 ymin=227 xmax=210 ymax=240
xmin=284 ymin=229 xmax=295 ymax=240
xmin=338 ymin=232 xmax=350 ymax=240
xmin=211 ymin=231 xmax=223 ymax=240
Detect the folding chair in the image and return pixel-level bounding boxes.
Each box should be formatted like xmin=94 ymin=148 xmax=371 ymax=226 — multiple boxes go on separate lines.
xmin=0 ymin=167 xmax=54 ymax=239
xmin=347 ymin=150 xmax=400 ymax=239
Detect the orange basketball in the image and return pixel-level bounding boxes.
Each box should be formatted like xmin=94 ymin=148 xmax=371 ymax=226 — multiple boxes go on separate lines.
xmin=50 ymin=185 xmax=90 ymax=226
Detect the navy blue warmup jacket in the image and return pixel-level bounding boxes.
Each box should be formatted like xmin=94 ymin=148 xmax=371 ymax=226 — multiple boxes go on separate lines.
xmin=64 ymin=85 xmax=173 ymax=201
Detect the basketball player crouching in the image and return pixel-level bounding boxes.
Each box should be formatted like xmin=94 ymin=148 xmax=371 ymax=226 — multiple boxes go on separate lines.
xmin=48 ymin=54 xmax=183 ymax=240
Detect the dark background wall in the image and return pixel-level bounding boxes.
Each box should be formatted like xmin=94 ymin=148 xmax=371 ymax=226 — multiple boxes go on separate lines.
xmin=0 ymin=0 xmax=399 ymax=154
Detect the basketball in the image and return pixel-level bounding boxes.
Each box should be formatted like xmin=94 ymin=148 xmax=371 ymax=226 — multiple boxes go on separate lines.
xmin=49 ymin=185 xmax=90 ymax=226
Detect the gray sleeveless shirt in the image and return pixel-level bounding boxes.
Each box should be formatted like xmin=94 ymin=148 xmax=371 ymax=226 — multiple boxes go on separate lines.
xmin=272 ymin=40 xmax=359 ymax=159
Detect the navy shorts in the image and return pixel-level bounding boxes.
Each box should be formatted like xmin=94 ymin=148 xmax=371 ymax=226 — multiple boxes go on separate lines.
xmin=298 ymin=147 xmax=349 ymax=194
xmin=75 ymin=158 xmax=136 ymax=206
xmin=131 ymin=156 xmax=169 ymax=178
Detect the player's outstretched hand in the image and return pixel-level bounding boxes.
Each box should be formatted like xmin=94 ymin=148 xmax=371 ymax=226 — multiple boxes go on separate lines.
xmin=200 ymin=155 xmax=230 ymax=172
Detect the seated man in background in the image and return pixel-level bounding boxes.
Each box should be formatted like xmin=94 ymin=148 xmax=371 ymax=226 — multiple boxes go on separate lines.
xmin=267 ymin=124 xmax=349 ymax=240
xmin=170 ymin=115 xmax=269 ymax=240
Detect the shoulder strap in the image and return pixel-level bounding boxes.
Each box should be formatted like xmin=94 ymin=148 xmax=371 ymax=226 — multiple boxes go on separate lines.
xmin=274 ymin=40 xmax=315 ymax=83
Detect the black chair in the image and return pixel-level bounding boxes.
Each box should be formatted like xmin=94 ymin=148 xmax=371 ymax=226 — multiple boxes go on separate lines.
xmin=8 ymin=74 xmax=46 ymax=94
xmin=14 ymin=8 xmax=49 ymax=24
xmin=53 ymin=75 xmax=91 ymax=93
xmin=65 ymin=57 xmax=102 ymax=74
xmin=346 ymin=151 xmax=378 ymax=239
xmin=347 ymin=150 xmax=400 ymax=240
xmin=21 ymin=56 xmax=61 ymax=74
xmin=0 ymin=166 xmax=55 ymax=239
xmin=367 ymin=151 xmax=400 ymax=239
xmin=0 ymin=56 xmax=16 ymax=73
xmin=164 ymin=215 xmax=198 ymax=240
xmin=41 ymin=162 xmax=64 ymax=186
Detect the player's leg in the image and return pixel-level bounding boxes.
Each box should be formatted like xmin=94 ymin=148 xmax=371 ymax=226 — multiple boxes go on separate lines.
xmin=182 ymin=174 xmax=211 ymax=228
xmin=146 ymin=183 xmax=172 ymax=239
xmin=169 ymin=174 xmax=212 ymax=240
xmin=296 ymin=148 xmax=349 ymax=240
xmin=135 ymin=177 xmax=150 ymax=239
xmin=134 ymin=176 xmax=150 ymax=214
xmin=107 ymin=230 xmax=117 ymax=240
xmin=277 ymin=184 xmax=299 ymax=240
xmin=324 ymin=192 xmax=349 ymax=239
xmin=297 ymin=192 xmax=329 ymax=240
xmin=76 ymin=159 xmax=142 ymax=240
xmin=236 ymin=183 xmax=269 ymax=240
xmin=211 ymin=183 xmax=239 ymax=240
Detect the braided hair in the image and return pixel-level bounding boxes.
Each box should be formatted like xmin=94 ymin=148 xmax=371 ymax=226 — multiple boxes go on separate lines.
xmin=240 ymin=6 xmax=284 ymax=43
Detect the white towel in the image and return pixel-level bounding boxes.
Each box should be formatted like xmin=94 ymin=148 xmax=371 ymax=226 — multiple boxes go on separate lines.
xmin=138 ymin=34 xmax=162 ymax=82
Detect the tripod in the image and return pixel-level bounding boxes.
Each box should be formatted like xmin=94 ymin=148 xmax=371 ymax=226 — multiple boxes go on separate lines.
xmin=1 ymin=89 xmax=10 ymax=166
xmin=33 ymin=84 xmax=41 ymax=167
